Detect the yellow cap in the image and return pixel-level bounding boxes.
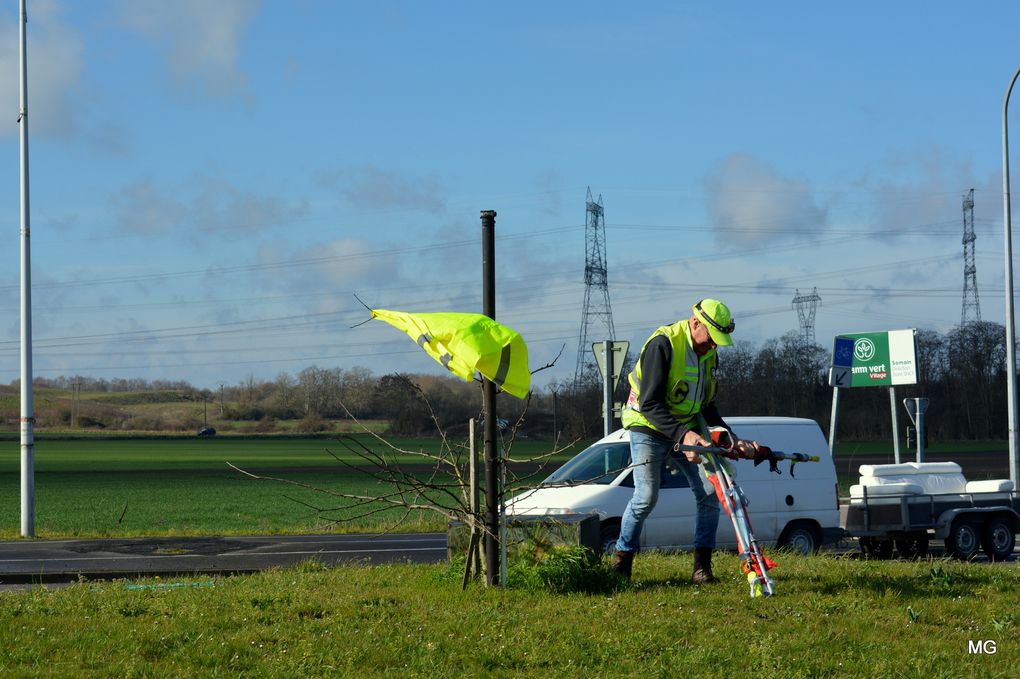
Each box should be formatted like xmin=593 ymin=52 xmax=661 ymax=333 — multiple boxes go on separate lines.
xmin=692 ymin=299 xmax=734 ymax=346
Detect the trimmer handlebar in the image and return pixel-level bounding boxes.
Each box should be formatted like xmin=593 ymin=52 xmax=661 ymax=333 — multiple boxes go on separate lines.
xmin=673 ymin=441 xmax=820 ymax=475
xmin=675 ymin=443 xmax=819 ymax=462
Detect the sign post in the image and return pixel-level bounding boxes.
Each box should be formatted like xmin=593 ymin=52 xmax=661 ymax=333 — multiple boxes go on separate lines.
xmin=903 ymin=397 xmax=930 ymax=463
xmin=593 ymin=340 xmax=629 ymax=437
xmin=890 ymin=388 xmax=901 ymax=463
xmin=827 ymin=336 xmax=854 ymax=455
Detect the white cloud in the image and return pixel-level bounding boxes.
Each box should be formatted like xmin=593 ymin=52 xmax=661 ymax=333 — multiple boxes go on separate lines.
xmin=191 ymin=176 xmax=305 ymax=234
xmin=253 ymin=238 xmax=402 ymax=311
xmin=704 ymin=154 xmax=828 ymax=247
xmin=115 ymin=181 xmax=188 ymax=234
xmin=118 ymin=0 xmax=260 ymax=101
xmin=319 ymin=165 xmax=448 ymax=216
xmin=114 ymin=176 xmax=304 ymax=238
xmin=853 ymin=148 xmax=985 ymax=238
xmin=534 ymin=169 xmax=564 ymax=217
xmin=0 ymin=0 xmax=84 ymax=138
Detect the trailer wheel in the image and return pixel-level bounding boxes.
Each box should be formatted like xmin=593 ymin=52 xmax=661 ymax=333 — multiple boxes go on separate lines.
xmin=980 ymin=517 xmax=1016 ymax=561
xmin=859 ymin=537 xmax=893 ymax=559
xmin=894 ymin=537 xmax=929 ymax=560
xmin=945 ymin=519 xmax=980 ymax=560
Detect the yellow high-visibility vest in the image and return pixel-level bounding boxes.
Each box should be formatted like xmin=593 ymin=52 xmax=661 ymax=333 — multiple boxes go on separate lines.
xmin=621 ymin=319 xmax=717 ymax=433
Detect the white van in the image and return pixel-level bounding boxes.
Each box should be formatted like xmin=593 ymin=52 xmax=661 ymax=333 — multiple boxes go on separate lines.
xmin=506 ymin=417 xmax=843 ymax=555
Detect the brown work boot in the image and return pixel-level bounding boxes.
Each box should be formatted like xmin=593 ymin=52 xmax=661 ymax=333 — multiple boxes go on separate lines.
xmin=691 ymin=547 xmax=719 ymax=584
xmin=611 ymin=550 xmax=634 ymax=579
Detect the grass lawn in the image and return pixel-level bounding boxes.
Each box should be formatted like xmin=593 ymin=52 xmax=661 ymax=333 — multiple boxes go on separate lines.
xmin=0 ymin=553 xmax=1016 ymax=676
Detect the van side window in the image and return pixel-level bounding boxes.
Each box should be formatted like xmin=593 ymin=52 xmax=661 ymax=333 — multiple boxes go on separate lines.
xmin=617 ymin=456 xmax=692 ymax=489
xmin=542 ymin=442 xmax=631 ymax=486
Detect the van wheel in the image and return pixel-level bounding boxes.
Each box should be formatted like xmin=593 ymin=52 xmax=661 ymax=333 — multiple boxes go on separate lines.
xmin=778 ymin=522 xmax=820 ymax=555
xmin=945 ymin=520 xmax=980 ymax=560
xmin=894 ymin=537 xmax=929 ymax=559
xmin=981 ymin=517 xmax=1016 ymax=561
xmin=860 ymin=537 xmax=894 ymax=559
xmin=599 ymin=521 xmax=621 ymax=556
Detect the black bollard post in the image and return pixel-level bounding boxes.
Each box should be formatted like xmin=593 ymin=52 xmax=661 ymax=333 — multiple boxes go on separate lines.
xmin=480 ymin=210 xmax=500 ymax=586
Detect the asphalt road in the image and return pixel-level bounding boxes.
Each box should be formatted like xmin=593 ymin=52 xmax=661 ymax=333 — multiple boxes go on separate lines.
xmin=0 ymin=532 xmax=448 ymax=588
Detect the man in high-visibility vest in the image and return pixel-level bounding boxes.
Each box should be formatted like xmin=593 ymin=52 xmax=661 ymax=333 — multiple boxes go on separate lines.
xmin=612 ymin=298 xmax=759 ymax=582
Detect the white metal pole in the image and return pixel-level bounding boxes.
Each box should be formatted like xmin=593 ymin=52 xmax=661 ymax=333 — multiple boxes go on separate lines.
xmin=499 ymin=441 xmax=506 ymax=588
xmin=603 ymin=341 xmax=613 ymax=438
xmin=1003 ymin=67 xmax=1020 ymax=487
xmin=916 ymin=406 xmax=926 ymax=464
xmin=469 ymin=419 xmax=477 ymax=523
xmin=827 ymin=386 xmax=840 ymax=457
xmin=19 ymin=0 xmax=35 ymax=538
xmin=468 ymin=418 xmax=480 ymax=576
xmin=889 ymin=387 xmax=900 ymax=464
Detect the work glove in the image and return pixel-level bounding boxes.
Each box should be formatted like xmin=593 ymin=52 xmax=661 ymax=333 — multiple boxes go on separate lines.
xmin=709 ymin=427 xmax=734 ymax=450
xmin=753 ymin=444 xmax=781 ymax=474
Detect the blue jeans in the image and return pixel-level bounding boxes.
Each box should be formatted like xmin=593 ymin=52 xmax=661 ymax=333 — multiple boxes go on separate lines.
xmin=615 ymin=429 xmax=720 ymax=553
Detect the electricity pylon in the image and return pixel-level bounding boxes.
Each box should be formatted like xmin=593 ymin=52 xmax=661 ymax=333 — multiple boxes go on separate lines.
xmin=574 ymin=188 xmax=615 ymax=386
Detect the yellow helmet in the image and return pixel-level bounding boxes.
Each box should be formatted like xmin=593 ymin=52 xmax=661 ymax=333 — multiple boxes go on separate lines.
xmin=692 ymin=299 xmax=734 ymax=346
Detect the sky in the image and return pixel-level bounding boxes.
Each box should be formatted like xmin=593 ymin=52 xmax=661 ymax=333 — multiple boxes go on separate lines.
xmin=2 ymin=0 xmax=1020 ymax=392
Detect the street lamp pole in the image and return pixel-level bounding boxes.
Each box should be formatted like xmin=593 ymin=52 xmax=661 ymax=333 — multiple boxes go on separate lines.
xmin=18 ymin=0 xmax=35 ymax=537
xmin=1003 ymin=66 xmax=1020 ymax=487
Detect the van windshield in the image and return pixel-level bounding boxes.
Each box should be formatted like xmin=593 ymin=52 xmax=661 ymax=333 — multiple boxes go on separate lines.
xmin=542 ymin=442 xmax=631 ymax=486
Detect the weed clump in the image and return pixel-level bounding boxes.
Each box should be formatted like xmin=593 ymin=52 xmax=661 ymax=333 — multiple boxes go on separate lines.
xmin=507 ymin=546 xmax=624 ymax=594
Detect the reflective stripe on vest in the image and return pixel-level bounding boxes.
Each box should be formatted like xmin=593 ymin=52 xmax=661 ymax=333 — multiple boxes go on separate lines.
xmin=621 ymin=319 xmax=717 ymax=433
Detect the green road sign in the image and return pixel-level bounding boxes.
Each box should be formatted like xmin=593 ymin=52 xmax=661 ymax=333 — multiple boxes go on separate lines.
xmin=829 ymin=329 xmax=917 ymax=388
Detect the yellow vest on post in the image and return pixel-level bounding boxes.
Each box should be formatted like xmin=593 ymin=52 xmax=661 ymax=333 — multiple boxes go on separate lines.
xmin=621 ymin=319 xmax=718 ymax=434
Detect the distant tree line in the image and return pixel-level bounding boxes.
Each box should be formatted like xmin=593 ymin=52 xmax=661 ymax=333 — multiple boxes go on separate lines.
xmin=32 ymin=376 xmax=198 ymax=394
xmin=712 ymin=322 xmax=1008 ymax=443
xmin=8 ymin=321 xmax=1011 ymax=441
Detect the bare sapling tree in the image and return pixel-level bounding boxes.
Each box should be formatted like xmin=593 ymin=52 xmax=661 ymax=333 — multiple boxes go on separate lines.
xmin=229 ymin=350 xmax=591 ymax=584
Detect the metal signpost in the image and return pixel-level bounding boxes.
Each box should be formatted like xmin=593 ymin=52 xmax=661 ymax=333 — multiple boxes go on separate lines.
xmin=903 ymin=397 xmax=930 ymax=463
xmin=593 ymin=340 xmax=628 ymax=437
xmin=828 ymin=330 xmax=919 ymax=462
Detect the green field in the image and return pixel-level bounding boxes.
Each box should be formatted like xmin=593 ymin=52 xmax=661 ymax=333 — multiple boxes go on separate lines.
xmin=0 ymin=554 xmax=1016 ymax=676
xmin=0 ymin=434 xmax=1008 ymax=539
xmin=0 ymin=470 xmax=456 ymax=538
xmin=0 ymin=436 xmax=581 ymax=539
xmin=0 ymin=435 xmax=579 ymax=471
